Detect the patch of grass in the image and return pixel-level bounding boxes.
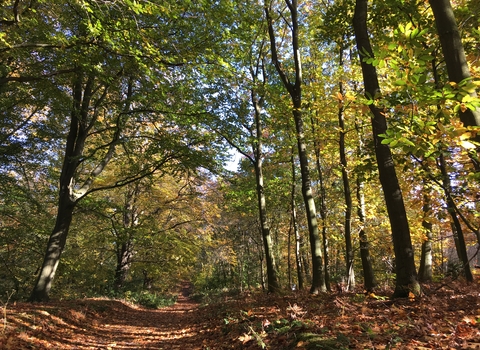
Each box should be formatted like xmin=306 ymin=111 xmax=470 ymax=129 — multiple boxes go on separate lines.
xmin=288 ymin=331 xmax=350 ymax=350
xmin=124 ymin=291 xmax=177 ymax=309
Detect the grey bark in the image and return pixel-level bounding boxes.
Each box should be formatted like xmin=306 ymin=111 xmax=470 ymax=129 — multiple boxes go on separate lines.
xmin=418 ymin=182 xmax=433 ymax=282
xmin=290 ymin=149 xmax=304 ymax=290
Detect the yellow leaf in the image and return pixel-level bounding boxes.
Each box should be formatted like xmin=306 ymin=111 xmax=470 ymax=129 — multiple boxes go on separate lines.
xmin=460 ymin=140 xmax=476 ymax=149
xmin=337 ymin=92 xmax=343 ymax=101
xmin=460 ymin=132 xmax=472 ymax=140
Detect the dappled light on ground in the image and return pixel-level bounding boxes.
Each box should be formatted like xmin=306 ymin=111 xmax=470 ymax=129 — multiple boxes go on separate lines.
xmin=1 ymin=280 xmax=480 ymax=349
xmin=1 ymin=295 xmax=202 ymax=349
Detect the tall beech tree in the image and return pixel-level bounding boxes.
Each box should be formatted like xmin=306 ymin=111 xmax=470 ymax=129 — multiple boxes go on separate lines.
xmin=353 ymin=0 xmax=420 ymax=297
xmin=265 ymin=0 xmax=326 ymax=293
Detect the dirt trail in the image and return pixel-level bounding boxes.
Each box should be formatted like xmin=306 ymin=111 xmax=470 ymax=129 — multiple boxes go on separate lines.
xmin=2 ymin=286 xmax=214 ymax=350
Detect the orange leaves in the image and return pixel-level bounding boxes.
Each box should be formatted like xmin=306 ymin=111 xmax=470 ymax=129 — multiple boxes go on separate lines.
xmin=3 ymin=284 xmax=480 ymax=349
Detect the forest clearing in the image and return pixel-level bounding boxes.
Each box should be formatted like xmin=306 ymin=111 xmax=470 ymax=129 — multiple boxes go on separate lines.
xmin=2 ymin=280 xmax=480 ymax=349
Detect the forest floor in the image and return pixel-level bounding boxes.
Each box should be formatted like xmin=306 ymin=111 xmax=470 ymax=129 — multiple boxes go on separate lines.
xmin=1 ymin=280 xmax=480 ymax=349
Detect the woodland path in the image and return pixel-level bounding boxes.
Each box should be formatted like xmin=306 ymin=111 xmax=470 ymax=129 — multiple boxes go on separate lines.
xmin=2 ymin=283 xmax=217 ymax=350
xmin=2 ymin=281 xmax=480 ymax=349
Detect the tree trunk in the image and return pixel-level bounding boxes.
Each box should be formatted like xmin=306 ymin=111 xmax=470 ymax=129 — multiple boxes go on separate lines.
xmin=29 ymin=73 xmax=91 ymax=302
xmin=337 ymin=47 xmax=355 ymax=291
xmin=356 ymin=176 xmax=376 ymax=291
xmin=290 ymin=149 xmax=304 ymax=290
xmin=114 ymin=242 xmax=134 ymax=291
xmin=438 ymin=153 xmax=473 ymax=281
xmin=254 ymin=154 xmax=279 ymax=292
xmin=310 ymin=115 xmax=331 ymax=291
xmin=113 ymin=185 xmax=139 ymax=291
xmin=29 ymin=200 xmax=76 ymax=301
xmin=250 ymin=54 xmax=279 ymax=293
xmin=418 ymin=181 xmax=433 ymax=282
xmin=265 ymin=0 xmax=325 ymax=294
xmin=429 ymin=0 xmax=480 ymax=130
xmin=259 ymin=250 xmax=266 ymax=291
xmin=353 ymin=0 xmax=420 ymax=298
xmin=429 ymin=0 xmax=480 ymax=169
xmin=355 ymin=119 xmax=376 ymax=291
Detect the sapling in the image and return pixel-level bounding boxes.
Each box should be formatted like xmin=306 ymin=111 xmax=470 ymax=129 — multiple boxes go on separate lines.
xmin=1 ymin=290 xmax=15 ymax=334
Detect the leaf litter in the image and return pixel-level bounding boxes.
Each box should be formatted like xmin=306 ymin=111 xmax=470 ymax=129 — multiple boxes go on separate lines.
xmin=1 ymin=280 xmax=479 ymax=349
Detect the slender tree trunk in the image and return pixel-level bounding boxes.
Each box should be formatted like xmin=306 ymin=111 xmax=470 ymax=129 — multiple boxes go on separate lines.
xmin=288 ymin=213 xmax=292 ymax=289
xmin=259 ymin=247 xmax=266 ymax=291
xmin=251 ymin=54 xmax=279 ymax=292
xmin=438 ymin=153 xmax=473 ymax=281
xmin=113 ymin=184 xmax=139 ymax=291
xmin=354 ymin=118 xmax=376 ymax=291
xmin=353 ymin=0 xmax=420 ymax=297
xmin=310 ymin=115 xmax=331 ymax=291
xmin=337 ymin=47 xmax=355 ymax=291
xmin=290 ymin=149 xmax=304 ymax=290
xmin=265 ymin=0 xmax=325 ymax=294
xmin=418 ymin=180 xmax=433 ymax=282
xmin=356 ymin=176 xmax=376 ymax=291
xmin=254 ymin=155 xmax=279 ymax=292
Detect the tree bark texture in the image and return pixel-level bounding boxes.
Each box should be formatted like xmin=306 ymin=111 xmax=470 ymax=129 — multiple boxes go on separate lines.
xmin=353 ymin=0 xmax=420 ymax=297
xmin=429 ymin=0 xmax=480 ymax=130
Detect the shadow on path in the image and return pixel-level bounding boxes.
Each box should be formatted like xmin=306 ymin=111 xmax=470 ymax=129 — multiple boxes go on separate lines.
xmin=2 ymin=284 xmax=211 ymax=350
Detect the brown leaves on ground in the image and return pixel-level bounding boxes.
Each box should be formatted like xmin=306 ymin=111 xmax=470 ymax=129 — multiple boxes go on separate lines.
xmin=1 ymin=280 xmax=479 ymax=349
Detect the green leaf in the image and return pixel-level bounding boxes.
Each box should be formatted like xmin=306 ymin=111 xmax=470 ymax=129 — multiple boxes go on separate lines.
xmin=381 ymin=138 xmax=393 ymax=145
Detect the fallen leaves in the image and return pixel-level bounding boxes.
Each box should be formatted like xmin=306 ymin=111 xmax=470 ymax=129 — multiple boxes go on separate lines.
xmin=1 ymin=280 xmax=479 ymax=349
